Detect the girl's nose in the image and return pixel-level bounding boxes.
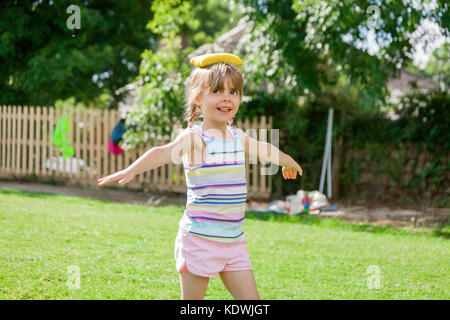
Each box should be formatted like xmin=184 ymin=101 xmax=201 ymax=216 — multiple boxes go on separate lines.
xmin=223 ymin=91 xmax=232 ymax=101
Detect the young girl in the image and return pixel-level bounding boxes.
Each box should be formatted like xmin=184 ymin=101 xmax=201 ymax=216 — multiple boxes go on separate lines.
xmin=97 ymin=53 xmax=303 ymax=300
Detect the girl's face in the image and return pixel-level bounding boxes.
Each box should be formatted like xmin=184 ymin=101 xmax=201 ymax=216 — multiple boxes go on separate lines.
xmin=194 ymin=76 xmax=240 ymax=123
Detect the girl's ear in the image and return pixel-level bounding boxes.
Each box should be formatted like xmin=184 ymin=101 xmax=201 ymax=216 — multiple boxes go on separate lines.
xmin=193 ymin=93 xmax=202 ymax=107
xmin=194 ymin=95 xmax=200 ymax=106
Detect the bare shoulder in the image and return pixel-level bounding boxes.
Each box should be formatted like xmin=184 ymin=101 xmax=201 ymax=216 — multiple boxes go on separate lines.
xmin=184 ymin=128 xmax=205 ymax=150
xmin=160 ymin=128 xmax=202 ymax=153
xmin=235 ymin=127 xmax=246 ymax=146
xmin=177 ymin=128 xmax=206 ymax=162
xmin=182 ymin=128 xmax=206 ymax=165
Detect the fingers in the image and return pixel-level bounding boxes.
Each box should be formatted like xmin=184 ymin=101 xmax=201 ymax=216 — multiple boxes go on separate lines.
xmin=282 ymin=169 xmax=295 ymax=179
xmin=118 ymin=176 xmax=129 ymax=185
xmin=98 ymin=170 xmax=132 ymax=186
xmin=97 ymin=174 xmax=120 ymax=186
xmin=282 ymin=168 xmax=303 ymax=179
xmin=97 ymin=177 xmax=109 ymax=186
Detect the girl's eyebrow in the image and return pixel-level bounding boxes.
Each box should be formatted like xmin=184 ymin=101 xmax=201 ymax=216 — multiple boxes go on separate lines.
xmin=214 ymin=87 xmax=239 ymax=91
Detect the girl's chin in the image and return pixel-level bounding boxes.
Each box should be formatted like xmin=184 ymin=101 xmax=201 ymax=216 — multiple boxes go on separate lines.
xmin=204 ymin=117 xmax=231 ymax=123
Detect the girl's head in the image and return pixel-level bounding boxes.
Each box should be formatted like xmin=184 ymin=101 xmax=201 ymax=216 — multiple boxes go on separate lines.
xmin=184 ymin=62 xmax=244 ymax=126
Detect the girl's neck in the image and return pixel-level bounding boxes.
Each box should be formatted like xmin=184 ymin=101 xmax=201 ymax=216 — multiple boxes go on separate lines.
xmin=200 ymin=119 xmax=230 ymax=139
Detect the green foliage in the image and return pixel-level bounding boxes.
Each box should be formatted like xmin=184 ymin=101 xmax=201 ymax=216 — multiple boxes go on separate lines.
xmin=122 ymin=0 xmax=194 ymax=148
xmin=393 ymin=87 xmax=450 ymax=156
xmin=123 ymin=37 xmax=191 ymax=148
xmin=123 ymin=0 xmax=241 ymax=148
xmin=423 ymin=42 xmax=450 ymax=88
xmin=232 ymin=0 xmax=448 ymax=200
xmin=0 ymin=0 xmax=155 ymax=107
xmin=338 ymin=87 xmax=450 ymax=204
xmin=261 ymin=82 xmax=449 ymax=205
xmin=238 ymin=0 xmax=448 ymax=109
xmin=147 ymin=0 xmax=199 ymax=38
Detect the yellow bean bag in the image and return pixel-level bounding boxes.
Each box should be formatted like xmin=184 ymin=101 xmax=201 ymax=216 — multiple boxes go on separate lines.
xmin=190 ymin=53 xmax=244 ymax=68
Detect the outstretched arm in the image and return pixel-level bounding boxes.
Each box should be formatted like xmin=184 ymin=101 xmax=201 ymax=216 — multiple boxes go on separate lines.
xmin=97 ymin=130 xmax=189 ymax=187
xmin=238 ymin=129 xmax=303 ymax=180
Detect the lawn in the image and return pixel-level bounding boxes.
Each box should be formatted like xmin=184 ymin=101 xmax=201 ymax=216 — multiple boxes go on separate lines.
xmin=0 ymin=187 xmax=448 ymax=300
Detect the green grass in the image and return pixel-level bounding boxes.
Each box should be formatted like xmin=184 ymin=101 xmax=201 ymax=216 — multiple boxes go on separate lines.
xmin=0 ymin=187 xmax=449 ymax=300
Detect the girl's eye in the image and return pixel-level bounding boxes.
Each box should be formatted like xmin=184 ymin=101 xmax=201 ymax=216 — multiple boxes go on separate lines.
xmin=211 ymin=89 xmax=239 ymax=95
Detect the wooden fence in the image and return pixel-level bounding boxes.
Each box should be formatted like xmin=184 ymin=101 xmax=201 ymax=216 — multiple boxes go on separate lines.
xmin=0 ymin=105 xmax=273 ymax=199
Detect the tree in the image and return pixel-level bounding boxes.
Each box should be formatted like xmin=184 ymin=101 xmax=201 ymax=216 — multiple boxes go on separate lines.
xmin=122 ymin=0 xmax=243 ymax=147
xmin=123 ymin=0 xmax=449 ymax=150
xmin=423 ymin=42 xmax=450 ymax=88
xmin=238 ymin=0 xmax=449 ymax=110
xmin=0 ymin=0 xmax=155 ymax=107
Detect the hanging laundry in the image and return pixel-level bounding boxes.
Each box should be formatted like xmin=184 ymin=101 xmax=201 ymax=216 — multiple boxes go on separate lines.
xmin=108 ymin=118 xmax=126 ymax=155
xmin=108 ymin=115 xmax=138 ymax=156
xmin=108 ymin=139 xmax=124 ymax=155
xmin=111 ymin=119 xmax=126 ymax=144
xmin=53 ymin=112 xmax=75 ymax=159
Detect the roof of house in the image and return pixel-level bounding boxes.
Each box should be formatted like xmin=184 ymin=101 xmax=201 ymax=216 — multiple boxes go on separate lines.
xmin=387 ymin=69 xmax=436 ymax=92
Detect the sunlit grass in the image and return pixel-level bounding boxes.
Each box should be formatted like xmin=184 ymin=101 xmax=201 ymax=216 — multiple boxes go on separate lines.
xmin=0 ymin=188 xmax=448 ymax=299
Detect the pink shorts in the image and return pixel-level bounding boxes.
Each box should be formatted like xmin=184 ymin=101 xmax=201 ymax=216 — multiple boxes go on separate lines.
xmin=174 ymin=231 xmax=253 ymax=278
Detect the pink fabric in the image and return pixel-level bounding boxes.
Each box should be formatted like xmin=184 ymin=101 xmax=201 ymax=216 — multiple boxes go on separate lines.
xmin=174 ymin=231 xmax=252 ymax=278
xmin=108 ymin=140 xmax=124 ymax=155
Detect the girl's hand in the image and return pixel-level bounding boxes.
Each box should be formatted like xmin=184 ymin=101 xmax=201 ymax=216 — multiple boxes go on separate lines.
xmin=282 ymin=159 xmax=303 ymax=180
xmin=97 ymin=169 xmax=136 ymax=187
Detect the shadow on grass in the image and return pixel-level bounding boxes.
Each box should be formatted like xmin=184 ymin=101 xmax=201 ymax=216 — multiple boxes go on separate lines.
xmin=0 ymin=187 xmax=113 ymax=205
xmin=245 ymin=211 xmax=450 ymax=240
xmin=0 ymin=187 xmax=54 ymax=199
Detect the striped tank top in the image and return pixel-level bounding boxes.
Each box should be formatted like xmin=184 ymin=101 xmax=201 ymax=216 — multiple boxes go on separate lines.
xmin=179 ymin=123 xmax=247 ymax=243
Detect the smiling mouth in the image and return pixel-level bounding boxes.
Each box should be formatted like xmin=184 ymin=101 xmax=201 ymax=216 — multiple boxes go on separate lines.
xmin=217 ymin=107 xmax=232 ymax=113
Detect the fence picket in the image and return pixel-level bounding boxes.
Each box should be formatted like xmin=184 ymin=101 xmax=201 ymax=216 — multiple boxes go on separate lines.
xmin=0 ymin=106 xmax=5 ymax=170
xmin=95 ymin=109 xmax=101 ymax=180
xmin=68 ymin=107 xmax=74 ymax=178
xmin=89 ymin=109 xmax=95 ymax=178
xmin=42 ymin=107 xmax=48 ymax=177
xmin=36 ymin=107 xmax=42 ymax=175
xmin=6 ymin=106 xmax=11 ymax=172
xmin=54 ymin=107 xmax=60 ymax=176
xmin=48 ymin=107 xmax=54 ymax=177
xmin=102 ymin=109 xmax=108 ymax=177
xmin=81 ymin=108 xmax=88 ymax=179
xmin=268 ymin=116 xmax=273 ymax=196
xmin=260 ymin=115 xmax=267 ymax=194
xmin=75 ymin=108 xmax=81 ymax=177
xmin=20 ymin=106 xmax=26 ymax=175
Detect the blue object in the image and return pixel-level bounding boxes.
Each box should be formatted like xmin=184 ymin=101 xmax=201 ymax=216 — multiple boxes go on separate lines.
xmin=321 ymin=204 xmax=339 ymax=212
xmin=111 ymin=119 xmax=126 ymax=144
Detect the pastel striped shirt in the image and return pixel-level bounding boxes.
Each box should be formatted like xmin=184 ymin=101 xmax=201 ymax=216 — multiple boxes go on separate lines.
xmin=178 ymin=123 xmax=247 ymax=243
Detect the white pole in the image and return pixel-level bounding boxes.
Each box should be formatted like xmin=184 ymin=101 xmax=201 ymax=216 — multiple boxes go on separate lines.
xmin=319 ymin=108 xmax=333 ymax=198
xmin=327 ymin=111 xmax=333 ymax=199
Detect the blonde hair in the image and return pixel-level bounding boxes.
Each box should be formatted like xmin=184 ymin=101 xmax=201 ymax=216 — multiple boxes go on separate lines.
xmin=184 ymin=62 xmax=244 ymax=127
